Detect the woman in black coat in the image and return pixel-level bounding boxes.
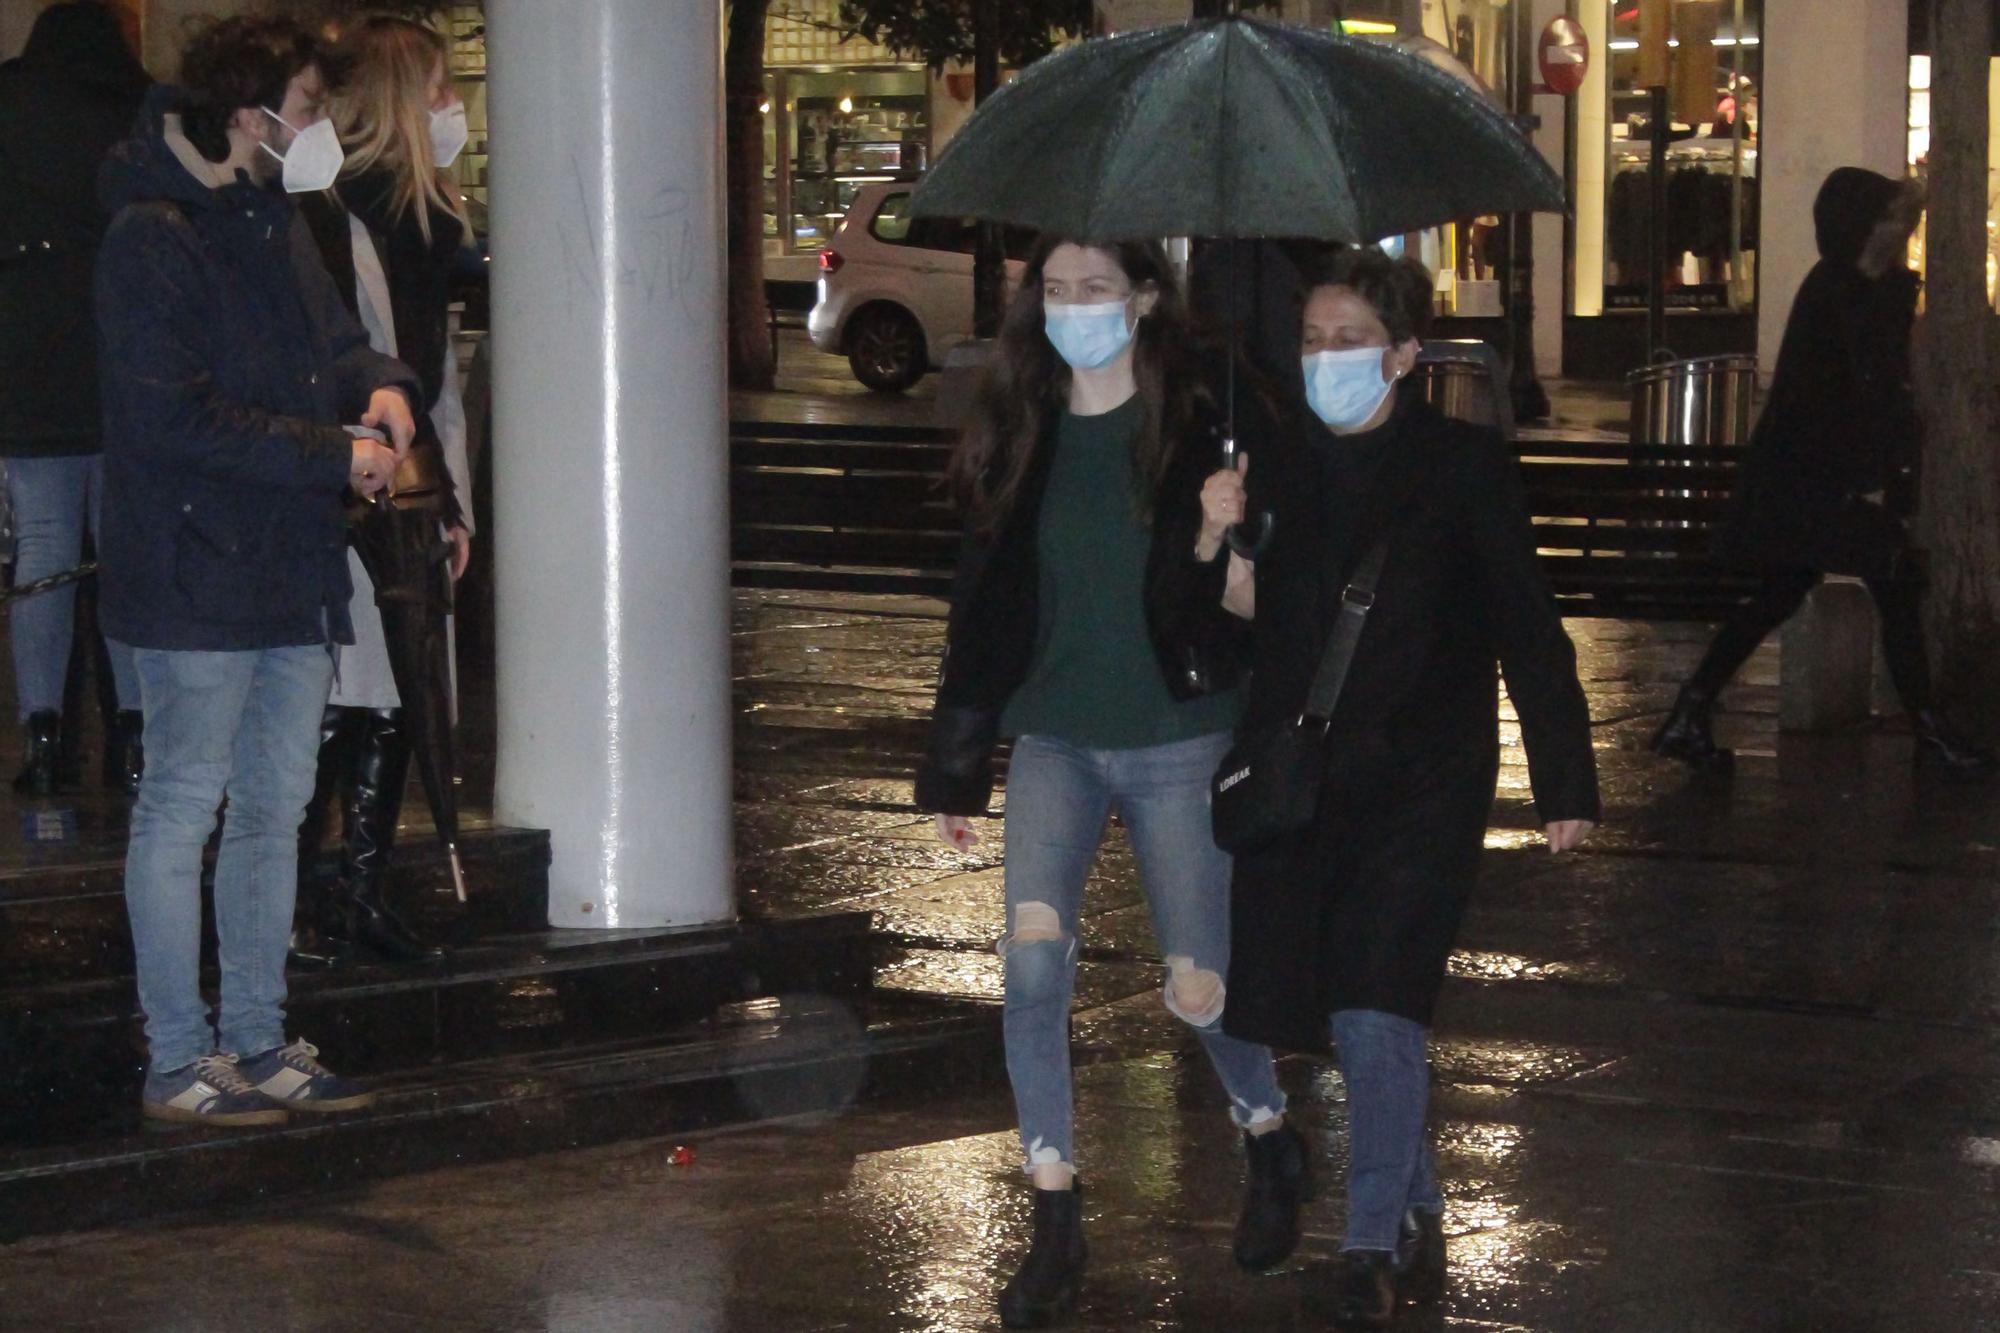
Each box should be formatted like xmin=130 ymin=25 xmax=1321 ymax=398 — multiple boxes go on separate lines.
xmin=1160 ymin=248 xmax=1599 ymax=1326
xmin=290 ymin=15 xmax=475 ymax=967
xmin=0 ymin=1 xmax=151 ymax=794
xmin=1651 ymin=166 xmax=1994 ymax=775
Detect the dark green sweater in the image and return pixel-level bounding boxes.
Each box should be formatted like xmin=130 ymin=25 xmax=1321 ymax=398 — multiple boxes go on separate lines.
xmin=1001 ymin=396 xmax=1241 ymax=750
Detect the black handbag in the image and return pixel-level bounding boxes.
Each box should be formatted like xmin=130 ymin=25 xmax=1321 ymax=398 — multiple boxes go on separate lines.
xmin=1210 ymin=539 xmax=1389 ymax=854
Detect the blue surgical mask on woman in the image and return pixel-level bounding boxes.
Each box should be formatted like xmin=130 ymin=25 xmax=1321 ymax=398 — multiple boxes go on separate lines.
xmin=1302 ymin=345 xmax=1397 ymax=430
xmin=1045 ymin=299 xmax=1135 ymax=370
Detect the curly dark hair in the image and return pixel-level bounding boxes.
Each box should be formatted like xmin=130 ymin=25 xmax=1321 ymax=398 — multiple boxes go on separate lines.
xmin=1298 ymin=246 xmax=1436 ymax=345
xmin=178 ymin=16 xmax=324 ymax=163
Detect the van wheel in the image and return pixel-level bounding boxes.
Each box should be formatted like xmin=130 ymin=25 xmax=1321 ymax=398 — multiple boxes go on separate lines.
xmin=847 ymin=306 xmax=926 ymax=393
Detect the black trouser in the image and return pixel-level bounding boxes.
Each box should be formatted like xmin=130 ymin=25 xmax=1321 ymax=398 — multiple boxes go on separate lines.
xmin=1686 ymin=566 xmax=1932 ymax=712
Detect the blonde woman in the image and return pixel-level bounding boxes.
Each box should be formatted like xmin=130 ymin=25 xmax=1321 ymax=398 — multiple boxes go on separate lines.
xmin=293 ymin=14 xmax=474 ymax=965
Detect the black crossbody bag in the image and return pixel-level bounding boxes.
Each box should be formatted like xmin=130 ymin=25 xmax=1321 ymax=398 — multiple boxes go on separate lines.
xmin=1209 ymin=538 xmax=1389 ymax=855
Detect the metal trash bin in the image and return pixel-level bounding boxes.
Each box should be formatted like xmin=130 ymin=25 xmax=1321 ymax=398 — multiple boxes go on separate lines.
xmin=1413 ymin=339 xmax=1514 ymax=439
xmin=1626 ymin=354 xmax=1757 ymax=447
xmin=1625 ymin=354 xmax=1757 ymax=543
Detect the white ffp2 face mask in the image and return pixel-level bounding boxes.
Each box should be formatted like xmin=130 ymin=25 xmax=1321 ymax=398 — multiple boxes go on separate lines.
xmin=260 ymin=107 xmax=344 ymax=193
xmin=429 ymin=102 xmax=470 ymax=169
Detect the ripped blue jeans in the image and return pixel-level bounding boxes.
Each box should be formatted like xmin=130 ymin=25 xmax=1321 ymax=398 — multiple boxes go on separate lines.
xmin=999 ymin=731 xmax=1285 ymax=1174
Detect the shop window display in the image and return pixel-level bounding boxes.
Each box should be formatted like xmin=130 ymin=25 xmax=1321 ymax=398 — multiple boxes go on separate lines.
xmin=1574 ymin=0 xmax=1762 ymax=317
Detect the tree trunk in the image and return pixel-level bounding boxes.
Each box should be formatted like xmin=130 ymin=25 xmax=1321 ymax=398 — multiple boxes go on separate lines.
xmin=972 ymin=0 xmax=1004 ymax=338
xmin=725 ymin=0 xmax=775 ymax=390
xmin=1917 ymin=0 xmax=2000 ymax=728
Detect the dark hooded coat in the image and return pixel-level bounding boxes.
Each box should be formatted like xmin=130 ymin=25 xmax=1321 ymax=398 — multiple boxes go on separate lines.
xmin=1723 ymin=167 xmax=1922 ymax=580
xmin=94 ymin=86 xmax=419 ymax=652
xmin=0 ymin=2 xmax=150 ymax=455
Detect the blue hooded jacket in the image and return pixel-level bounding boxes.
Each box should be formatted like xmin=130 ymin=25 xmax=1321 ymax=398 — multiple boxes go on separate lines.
xmin=94 ymin=84 xmax=418 ymax=651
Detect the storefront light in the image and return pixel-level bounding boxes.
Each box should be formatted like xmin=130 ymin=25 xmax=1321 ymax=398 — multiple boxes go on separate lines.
xmin=759 ymin=100 xmax=772 ymax=114
xmin=1607 ymin=36 xmax=1759 ymax=49
xmin=1340 ymin=20 xmax=1397 ymax=34
xmin=838 ymin=95 xmax=854 ymax=113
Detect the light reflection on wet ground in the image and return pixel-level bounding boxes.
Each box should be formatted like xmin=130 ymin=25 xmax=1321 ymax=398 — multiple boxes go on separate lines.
xmin=6 ymin=590 xmax=2000 ymax=1328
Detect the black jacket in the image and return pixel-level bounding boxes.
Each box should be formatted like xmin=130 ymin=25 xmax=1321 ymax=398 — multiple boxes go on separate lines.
xmin=1156 ymin=395 xmax=1600 ymax=1047
xmin=0 ymin=3 xmax=149 ymax=456
xmin=94 ymin=87 xmax=419 ymax=652
xmin=913 ymin=396 xmax=1247 ymax=816
xmin=298 ymin=172 xmax=467 ymax=528
xmin=1725 ymin=167 xmax=1921 ymax=579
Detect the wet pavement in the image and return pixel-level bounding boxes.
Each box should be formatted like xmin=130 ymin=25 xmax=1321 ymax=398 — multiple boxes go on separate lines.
xmin=4 ymin=575 xmax=1998 ymax=1330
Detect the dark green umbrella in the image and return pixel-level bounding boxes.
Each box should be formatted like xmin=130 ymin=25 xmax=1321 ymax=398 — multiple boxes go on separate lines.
xmin=910 ymin=17 xmax=1564 ymax=242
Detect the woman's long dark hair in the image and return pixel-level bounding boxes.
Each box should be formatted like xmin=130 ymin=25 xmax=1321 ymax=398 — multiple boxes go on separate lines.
xmin=949 ymin=236 xmax=1211 ymax=536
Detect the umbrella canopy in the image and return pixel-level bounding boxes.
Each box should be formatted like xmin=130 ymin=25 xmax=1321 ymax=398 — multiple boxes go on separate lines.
xmin=347 ymin=442 xmax=467 ymax=903
xmin=910 ymin=17 xmax=1564 ymax=243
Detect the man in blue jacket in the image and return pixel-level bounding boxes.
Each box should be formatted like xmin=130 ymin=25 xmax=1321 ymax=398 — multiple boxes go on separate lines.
xmin=96 ymin=16 xmax=416 ymax=1127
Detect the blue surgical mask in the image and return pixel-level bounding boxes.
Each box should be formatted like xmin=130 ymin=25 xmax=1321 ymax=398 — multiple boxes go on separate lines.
xmin=1045 ymin=299 xmax=1135 ymax=370
xmin=1302 ymin=346 xmax=1397 ymax=430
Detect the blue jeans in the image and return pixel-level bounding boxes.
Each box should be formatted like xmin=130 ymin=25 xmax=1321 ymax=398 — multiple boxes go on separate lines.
xmin=5 ymin=455 xmax=137 ymax=717
xmin=1001 ymin=731 xmax=1285 ymax=1173
xmin=123 ymin=645 xmax=334 ymax=1073
xmin=1332 ymin=1008 xmax=1444 ymax=1252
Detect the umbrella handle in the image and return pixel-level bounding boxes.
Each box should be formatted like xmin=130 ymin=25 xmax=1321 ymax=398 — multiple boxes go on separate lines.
xmin=1217 ymin=429 xmax=1274 ymax=559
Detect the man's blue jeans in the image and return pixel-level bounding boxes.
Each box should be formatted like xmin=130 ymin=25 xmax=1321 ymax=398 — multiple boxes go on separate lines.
xmin=123 ymin=645 xmax=334 ymax=1073
xmin=5 ymin=455 xmax=138 ymax=718
xmin=1332 ymin=1008 xmax=1445 ymax=1252
xmin=1000 ymin=731 xmax=1286 ymax=1173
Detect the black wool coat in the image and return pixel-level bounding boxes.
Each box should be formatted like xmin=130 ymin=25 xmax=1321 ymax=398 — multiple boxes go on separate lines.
xmin=1154 ymin=396 xmax=1600 ymax=1049
xmin=94 ymin=87 xmax=419 ymax=653
xmin=1724 ymin=167 xmax=1922 ymax=580
xmin=298 ymin=174 xmax=467 ymax=529
xmin=0 ymin=5 xmax=149 ymax=456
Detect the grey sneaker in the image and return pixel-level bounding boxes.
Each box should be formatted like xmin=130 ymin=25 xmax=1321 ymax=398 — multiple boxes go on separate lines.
xmin=142 ymin=1053 xmax=290 ymax=1128
xmin=238 ymin=1039 xmax=377 ymax=1113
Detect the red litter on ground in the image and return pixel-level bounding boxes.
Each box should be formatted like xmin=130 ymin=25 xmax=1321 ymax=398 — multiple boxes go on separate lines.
xmin=669 ymin=1145 xmax=696 ymax=1166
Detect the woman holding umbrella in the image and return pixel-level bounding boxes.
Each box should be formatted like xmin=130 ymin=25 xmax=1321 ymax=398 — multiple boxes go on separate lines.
xmin=916 ymin=236 xmax=1307 ymax=1329
xmin=292 ymin=14 xmax=473 ymax=964
xmin=1172 ymin=247 xmax=1599 ymax=1326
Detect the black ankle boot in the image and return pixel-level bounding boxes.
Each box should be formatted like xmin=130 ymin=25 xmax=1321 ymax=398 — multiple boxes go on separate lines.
xmin=324 ymin=711 xmax=441 ymax=963
xmin=1913 ymin=710 xmax=1998 ymax=778
xmin=1650 ymin=685 xmax=1733 ymax=769
xmin=1327 ymin=1248 xmax=1397 ymax=1328
xmin=1234 ymin=1121 xmax=1312 ymax=1271
xmin=103 ymin=709 xmax=144 ymax=796
xmin=12 ymin=710 xmax=60 ymax=796
xmin=1393 ymin=1206 xmax=1445 ymax=1305
xmin=1000 ymin=1182 xmax=1086 ymax=1329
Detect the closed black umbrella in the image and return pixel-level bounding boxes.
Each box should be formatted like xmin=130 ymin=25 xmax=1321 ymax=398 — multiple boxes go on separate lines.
xmin=348 ymin=439 xmax=466 ymax=903
xmin=909 ymin=17 xmax=1564 ymax=244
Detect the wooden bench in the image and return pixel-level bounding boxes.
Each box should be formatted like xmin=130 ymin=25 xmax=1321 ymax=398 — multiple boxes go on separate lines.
xmin=729 ymin=421 xmax=1758 ymax=619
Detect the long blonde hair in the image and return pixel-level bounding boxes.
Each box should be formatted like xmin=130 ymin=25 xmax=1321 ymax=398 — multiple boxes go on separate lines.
xmin=326 ymin=14 xmax=470 ymax=242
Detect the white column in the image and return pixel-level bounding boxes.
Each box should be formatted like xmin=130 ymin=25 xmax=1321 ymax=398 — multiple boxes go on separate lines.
xmin=1757 ymin=0 xmax=1908 ymax=371
xmin=487 ymin=0 xmax=735 ymax=929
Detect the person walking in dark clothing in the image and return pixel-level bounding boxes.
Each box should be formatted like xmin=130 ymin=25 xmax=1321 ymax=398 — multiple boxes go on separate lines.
xmin=1163 ymin=248 xmax=1600 ymax=1327
xmin=1652 ymin=167 xmax=1996 ymax=776
xmin=0 ymin=1 xmax=150 ymax=795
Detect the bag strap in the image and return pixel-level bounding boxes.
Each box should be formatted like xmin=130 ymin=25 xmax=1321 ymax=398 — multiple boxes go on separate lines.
xmin=1299 ymin=537 xmax=1389 ymax=730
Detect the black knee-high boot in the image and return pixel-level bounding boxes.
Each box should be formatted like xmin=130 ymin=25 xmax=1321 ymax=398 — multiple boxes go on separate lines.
xmin=324 ymin=709 xmax=441 ymax=962
xmin=290 ymin=708 xmax=366 ymax=969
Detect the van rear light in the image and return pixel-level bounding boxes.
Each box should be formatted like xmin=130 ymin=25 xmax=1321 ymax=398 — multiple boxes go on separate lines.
xmin=819 ymin=249 xmax=844 ymax=275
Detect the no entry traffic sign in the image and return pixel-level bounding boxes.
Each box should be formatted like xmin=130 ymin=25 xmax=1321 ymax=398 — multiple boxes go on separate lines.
xmin=1538 ymin=16 xmax=1590 ymax=97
